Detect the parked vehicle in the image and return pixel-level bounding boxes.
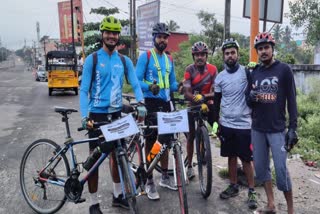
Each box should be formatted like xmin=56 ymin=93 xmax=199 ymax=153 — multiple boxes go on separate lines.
xmin=35 ymin=65 xmax=47 ymax=82
xmin=46 ymin=51 xmax=79 ymax=96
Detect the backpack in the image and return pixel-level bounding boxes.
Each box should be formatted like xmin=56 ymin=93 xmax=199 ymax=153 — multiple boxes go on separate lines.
xmin=89 ymin=52 xmax=128 ymax=91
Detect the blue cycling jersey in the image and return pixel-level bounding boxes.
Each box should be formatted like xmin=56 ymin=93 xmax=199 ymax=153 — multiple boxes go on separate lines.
xmin=135 ymin=50 xmax=178 ymax=101
xmin=80 ymin=48 xmax=144 ymax=118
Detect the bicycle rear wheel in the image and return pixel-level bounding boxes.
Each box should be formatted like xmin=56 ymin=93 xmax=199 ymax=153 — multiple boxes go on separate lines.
xmin=174 ymin=143 xmax=188 ymax=214
xmin=20 ymin=139 xmax=70 ymax=214
xmin=119 ymin=155 xmax=139 ymax=213
xmin=195 ymin=126 xmax=212 ymax=198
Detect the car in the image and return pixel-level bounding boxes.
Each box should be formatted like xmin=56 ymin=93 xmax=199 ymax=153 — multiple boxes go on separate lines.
xmin=35 ymin=65 xmax=47 ymax=82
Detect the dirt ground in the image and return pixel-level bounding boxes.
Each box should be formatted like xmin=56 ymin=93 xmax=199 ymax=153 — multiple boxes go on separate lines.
xmin=210 ymin=137 xmax=320 ymax=214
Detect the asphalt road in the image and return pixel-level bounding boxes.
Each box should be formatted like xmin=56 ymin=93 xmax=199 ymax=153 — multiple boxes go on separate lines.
xmin=0 ymin=56 xmax=319 ymax=214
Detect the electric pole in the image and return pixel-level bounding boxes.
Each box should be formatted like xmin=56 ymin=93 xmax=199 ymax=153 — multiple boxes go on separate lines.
xmin=224 ymin=0 xmax=231 ymax=40
xmin=70 ymin=0 xmax=75 ymax=53
xmin=129 ymin=0 xmax=137 ymax=64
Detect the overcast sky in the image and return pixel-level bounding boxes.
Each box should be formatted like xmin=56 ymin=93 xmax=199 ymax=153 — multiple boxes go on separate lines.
xmin=0 ymin=0 xmax=296 ymax=50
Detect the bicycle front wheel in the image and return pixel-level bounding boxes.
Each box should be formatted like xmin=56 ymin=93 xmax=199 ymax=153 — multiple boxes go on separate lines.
xmin=196 ymin=126 xmax=212 ymax=198
xmin=119 ymin=155 xmax=138 ymax=214
xmin=174 ymin=143 xmax=188 ymax=214
xmin=20 ymin=139 xmax=70 ymax=214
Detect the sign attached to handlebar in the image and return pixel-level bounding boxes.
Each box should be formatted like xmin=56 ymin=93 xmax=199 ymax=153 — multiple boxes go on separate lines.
xmin=157 ymin=109 xmax=189 ymax=134
xmin=100 ymin=114 xmax=139 ymax=142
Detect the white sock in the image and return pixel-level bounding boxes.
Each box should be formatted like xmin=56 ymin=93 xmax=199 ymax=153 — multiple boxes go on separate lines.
xmin=90 ymin=192 xmax=99 ymax=205
xmin=113 ymin=182 xmax=122 ymax=198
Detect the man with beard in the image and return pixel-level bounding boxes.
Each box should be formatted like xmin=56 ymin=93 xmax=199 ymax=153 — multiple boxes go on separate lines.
xmin=136 ymin=22 xmax=178 ymax=200
xmin=80 ymin=16 xmax=145 ymax=213
xmin=213 ymin=38 xmax=257 ymax=209
xmin=182 ymin=41 xmax=217 ymax=180
xmin=246 ymin=32 xmax=298 ymax=214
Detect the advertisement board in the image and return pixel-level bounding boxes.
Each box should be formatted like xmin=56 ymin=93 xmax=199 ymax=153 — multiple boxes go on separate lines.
xmin=137 ymin=0 xmax=160 ymax=52
xmin=58 ymin=0 xmax=83 ymax=44
xmin=243 ymin=0 xmax=284 ymax=23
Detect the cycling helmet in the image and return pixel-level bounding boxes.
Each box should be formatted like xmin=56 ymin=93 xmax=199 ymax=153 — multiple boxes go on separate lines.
xmin=221 ymin=38 xmax=240 ymax=52
xmin=192 ymin=41 xmax=209 ymax=54
xmin=152 ymin=23 xmax=170 ymax=36
xmin=254 ymin=32 xmax=275 ymax=48
xmin=100 ymin=16 xmax=122 ymax=32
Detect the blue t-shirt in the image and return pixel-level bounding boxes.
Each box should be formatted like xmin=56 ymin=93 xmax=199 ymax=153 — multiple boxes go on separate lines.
xmin=135 ymin=50 xmax=178 ymax=101
xmin=80 ymin=48 xmax=143 ymax=118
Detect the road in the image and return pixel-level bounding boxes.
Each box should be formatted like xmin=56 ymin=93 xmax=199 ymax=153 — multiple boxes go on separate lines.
xmin=0 ymin=56 xmax=319 ymax=214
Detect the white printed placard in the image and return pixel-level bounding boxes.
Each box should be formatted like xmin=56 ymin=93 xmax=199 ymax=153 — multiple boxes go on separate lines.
xmin=100 ymin=114 xmax=139 ymax=142
xmin=157 ymin=109 xmax=189 ymax=134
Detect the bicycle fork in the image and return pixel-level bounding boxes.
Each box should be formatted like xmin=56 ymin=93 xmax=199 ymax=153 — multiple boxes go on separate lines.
xmin=172 ymin=143 xmax=188 ymax=187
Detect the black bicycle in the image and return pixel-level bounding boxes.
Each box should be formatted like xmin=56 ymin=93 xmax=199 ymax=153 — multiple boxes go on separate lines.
xmin=20 ymin=107 xmax=138 ymax=214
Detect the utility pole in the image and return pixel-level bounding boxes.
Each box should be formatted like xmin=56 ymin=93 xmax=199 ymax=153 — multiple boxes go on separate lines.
xmin=129 ymin=0 xmax=137 ymax=64
xmin=250 ymin=0 xmax=259 ymax=62
xmin=224 ymin=0 xmax=231 ymax=40
xmin=70 ymin=0 xmax=75 ymax=53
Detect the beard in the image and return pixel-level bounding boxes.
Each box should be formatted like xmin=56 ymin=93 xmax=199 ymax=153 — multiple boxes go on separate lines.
xmin=225 ymin=58 xmax=237 ymax=67
xmin=102 ymin=37 xmax=119 ymax=52
xmin=155 ymin=42 xmax=167 ymax=52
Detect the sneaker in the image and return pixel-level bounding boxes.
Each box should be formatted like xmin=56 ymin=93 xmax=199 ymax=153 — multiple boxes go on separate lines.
xmin=89 ymin=203 xmax=103 ymax=214
xmin=187 ymin=167 xmax=195 ymax=180
xmin=219 ymin=184 xmax=239 ymax=199
xmin=112 ymin=194 xmax=130 ymax=210
xmin=159 ymin=175 xmax=178 ymax=190
xmin=247 ymin=190 xmax=258 ymax=209
xmin=145 ymin=182 xmax=160 ymax=200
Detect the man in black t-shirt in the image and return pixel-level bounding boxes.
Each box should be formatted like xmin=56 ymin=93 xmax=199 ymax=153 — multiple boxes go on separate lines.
xmin=246 ymin=32 xmax=298 ymax=214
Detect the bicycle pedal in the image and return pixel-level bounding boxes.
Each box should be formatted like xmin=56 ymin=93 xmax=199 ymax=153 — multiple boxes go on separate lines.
xmin=75 ymin=198 xmax=86 ymax=204
xmin=137 ymin=191 xmax=147 ymax=197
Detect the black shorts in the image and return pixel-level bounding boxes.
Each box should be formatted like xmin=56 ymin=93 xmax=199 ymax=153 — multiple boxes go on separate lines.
xmin=219 ymin=125 xmax=253 ymax=162
xmin=88 ymin=111 xmax=121 ymax=151
xmin=145 ymin=98 xmax=173 ymax=146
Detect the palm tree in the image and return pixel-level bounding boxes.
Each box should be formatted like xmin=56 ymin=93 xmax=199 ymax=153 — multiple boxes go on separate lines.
xmin=272 ymin=24 xmax=283 ymax=43
xmin=166 ymin=20 xmax=180 ymax=32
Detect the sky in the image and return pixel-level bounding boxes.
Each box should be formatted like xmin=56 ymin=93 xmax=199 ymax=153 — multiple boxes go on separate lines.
xmin=0 ymin=0 xmax=298 ymax=50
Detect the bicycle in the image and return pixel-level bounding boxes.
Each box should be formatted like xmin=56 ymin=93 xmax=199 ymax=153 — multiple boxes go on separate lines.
xmin=20 ymin=107 xmax=139 ymax=214
xmin=122 ymin=95 xmax=189 ymax=214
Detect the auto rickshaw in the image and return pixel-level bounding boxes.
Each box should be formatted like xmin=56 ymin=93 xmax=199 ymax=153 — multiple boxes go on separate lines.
xmin=46 ymin=51 xmax=79 ymax=96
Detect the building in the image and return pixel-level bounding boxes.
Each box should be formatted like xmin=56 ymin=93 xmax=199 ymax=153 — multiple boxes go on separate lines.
xmin=166 ymin=32 xmax=189 ymax=53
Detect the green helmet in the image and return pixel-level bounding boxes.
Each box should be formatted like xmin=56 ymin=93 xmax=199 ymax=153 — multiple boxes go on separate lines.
xmin=100 ymin=16 xmax=122 ymax=32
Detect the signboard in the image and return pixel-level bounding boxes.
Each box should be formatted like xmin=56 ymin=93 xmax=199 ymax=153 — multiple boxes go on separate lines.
xmin=100 ymin=114 xmax=139 ymax=142
xmin=243 ymin=0 xmax=284 ymax=23
xmin=58 ymin=0 xmax=83 ymax=44
xmin=137 ymin=0 xmax=160 ymax=52
xmin=157 ymin=109 xmax=189 ymax=135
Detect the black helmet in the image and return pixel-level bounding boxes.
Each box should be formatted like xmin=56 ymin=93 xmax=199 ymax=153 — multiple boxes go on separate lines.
xmin=152 ymin=23 xmax=170 ymax=36
xmin=192 ymin=41 xmax=209 ymax=54
xmin=221 ymin=38 xmax=240 ymax=52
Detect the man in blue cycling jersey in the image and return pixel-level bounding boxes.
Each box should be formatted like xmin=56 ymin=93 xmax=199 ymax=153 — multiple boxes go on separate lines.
xmin=135 ymin=22 xmax=178 ymax=200
xmin=80 ymin=16 xmax=145 ymax=214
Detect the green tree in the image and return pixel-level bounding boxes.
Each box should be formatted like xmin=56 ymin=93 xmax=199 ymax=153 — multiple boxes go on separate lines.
xmin=230 ymin=33 xmax=250 ymax=49
xmin=166 ymin=20 xmax=180 ymax=32
xmin=282 ymin=26 xmax=293 ymax=46
xmin=196 ymin=10 xmax=224 ymax=55
xmin=272 ymin=24 xmax=283 ymax=42
xmin=288 ymin=0 xmax=320 ymax=45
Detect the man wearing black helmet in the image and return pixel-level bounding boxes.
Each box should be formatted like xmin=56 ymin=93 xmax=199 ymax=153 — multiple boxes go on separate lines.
xmin=183 ymin=41 xmax=217 ymax=180
xmin=80 ymin=16 xmax=145 ymax=213
xmin=136 ymin=22 xmax=178 ymax=200
xmin=213 ymin=38 xmax=257 ymax=209
xmin=246 ymin=32 xmax=298 ymax=214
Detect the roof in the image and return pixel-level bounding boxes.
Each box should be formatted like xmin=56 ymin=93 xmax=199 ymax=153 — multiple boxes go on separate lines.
xmin=46 ymin=51 xmax=76 ymax=58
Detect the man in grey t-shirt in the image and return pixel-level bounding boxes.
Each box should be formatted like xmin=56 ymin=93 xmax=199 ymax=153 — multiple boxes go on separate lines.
xmin=213 ymin=38 xmax=257 ymax=210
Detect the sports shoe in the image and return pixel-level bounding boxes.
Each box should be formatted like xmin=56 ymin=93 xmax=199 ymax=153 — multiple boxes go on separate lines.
xmin=145 ymin=181 xmax=160 ymax=200
xmin=89 ymin=203 xmax=103 ymax=214
xmin=219 ymin=184 xmax=239 ymax=199
xmin=247 ymin=190 xmax=258 ymax=209
xmin=159 ymin=175 xmax=178 ymax=190
xmin=112 ymin=194 xmax=129 ymax=209
xmin=187 ymin=167 xmax=195 ymax=180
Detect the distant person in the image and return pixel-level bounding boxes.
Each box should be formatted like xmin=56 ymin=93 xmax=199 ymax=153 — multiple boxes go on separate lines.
xmin=246 ymin=32 xmax=298 ymax=214
xmin=79 ymin=16 xmax=145 ymax=214
xmin=183 ymin=41 xmax=217 ymax=180
xmin=135 ymin=22 xmax=178 ymax=200
xmin=213 ymin=38 xmax=257 ymax=209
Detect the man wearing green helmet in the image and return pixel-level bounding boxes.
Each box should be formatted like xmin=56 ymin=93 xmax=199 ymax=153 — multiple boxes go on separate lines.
xmin=80 ymin=16 xmax=145 ymax=213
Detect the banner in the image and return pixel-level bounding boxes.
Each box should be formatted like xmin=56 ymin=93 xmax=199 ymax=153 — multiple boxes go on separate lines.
xmin=137 ymin=0 xmax=160 ymax=52
xmin=58 ymin=0 xmax=83 ymax=44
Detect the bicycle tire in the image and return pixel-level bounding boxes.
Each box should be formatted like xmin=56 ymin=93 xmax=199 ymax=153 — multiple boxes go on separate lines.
xmin=126 ymin=137 xmax=144 ymax=189
xmin=119 ymin=155 xmax=139 ymax=214
xmin=20 ymin=139 xmax=70 ymax=214
xmin=195 ymin=126 xmax=212 ymax=198
xmin=174 ymin=143 xmax=188 ymax=214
